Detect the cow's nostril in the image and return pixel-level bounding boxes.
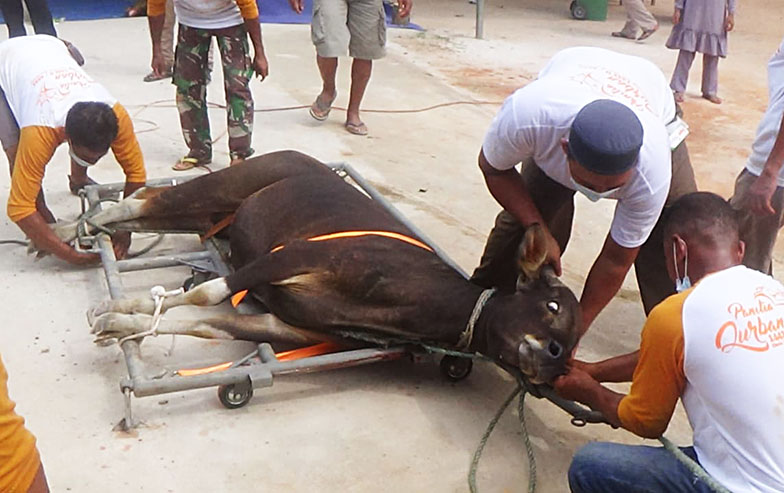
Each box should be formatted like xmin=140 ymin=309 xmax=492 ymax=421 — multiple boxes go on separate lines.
xmin=547 ymin=340 xmax=563 ymax=358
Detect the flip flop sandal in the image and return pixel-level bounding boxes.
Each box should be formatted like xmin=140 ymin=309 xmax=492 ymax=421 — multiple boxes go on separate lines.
xmin=611 ymin=31 xmax=636 ymax=39
xmin=143 ymin=69 xmax=173 ymax=82
xmin=344 ymin=121 xmax=368 ymax=136
xmin=172 ymin=156 xmax=211 ymax=171
xmin=637 ymin=25 xmax=659 ymax=41
xmin=309 ymin=94 xmax=337 ymax=121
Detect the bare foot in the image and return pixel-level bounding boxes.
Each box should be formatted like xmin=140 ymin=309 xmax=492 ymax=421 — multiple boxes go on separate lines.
xmin=702 ymin=93 xmax=722 ymax=104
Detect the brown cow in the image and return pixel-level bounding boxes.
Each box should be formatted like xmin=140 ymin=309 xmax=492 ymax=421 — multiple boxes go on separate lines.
xmin=61 ymin=150 xmax=581 ymax=384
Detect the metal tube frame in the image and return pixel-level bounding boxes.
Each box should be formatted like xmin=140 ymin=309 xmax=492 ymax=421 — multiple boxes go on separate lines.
xmin=84 ymin=161 xmax=603 ymax=430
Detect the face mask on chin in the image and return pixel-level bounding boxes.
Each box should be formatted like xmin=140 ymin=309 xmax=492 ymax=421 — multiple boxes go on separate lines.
xmin=673 ymin=241 xmax=692 ymax=292
xmin=69 ymin=144 xmax=96 ymax=168
xmin=569 ymin=176 xmax=621 ymax=202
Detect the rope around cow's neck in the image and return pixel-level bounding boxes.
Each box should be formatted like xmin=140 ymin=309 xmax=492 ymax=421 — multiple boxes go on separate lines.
xmin=457 ymin=288 xmax=497 ymax=351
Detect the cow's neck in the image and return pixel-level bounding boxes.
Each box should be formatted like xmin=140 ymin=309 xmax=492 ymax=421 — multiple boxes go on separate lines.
xmin=461 ymin=293 xmax=498 ymax=358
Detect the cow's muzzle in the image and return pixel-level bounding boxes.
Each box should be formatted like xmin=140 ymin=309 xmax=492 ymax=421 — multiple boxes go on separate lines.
xmin=518 ymin=335 xmax=565 ymax=384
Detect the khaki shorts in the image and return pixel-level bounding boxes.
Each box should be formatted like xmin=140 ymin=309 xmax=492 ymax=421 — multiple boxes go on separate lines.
xmin=0 ymin=89 xmax=19 ymax=152
xmin=311 ymin=0 xmax=386 ymax=60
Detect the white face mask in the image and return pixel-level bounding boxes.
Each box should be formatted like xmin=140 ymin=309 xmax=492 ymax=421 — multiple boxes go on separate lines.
xmin=569 ymin=176 xmax=620 ymax=203
xmin=673 ymin=241 xmax=692 ymax=292
xmin=69 ymin=146 xmax=96 ymax=168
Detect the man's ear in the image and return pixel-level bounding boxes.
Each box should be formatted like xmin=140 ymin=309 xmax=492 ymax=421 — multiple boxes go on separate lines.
xmin=736 ymin=240 xmax=745 ymax=263
xmin=560 ymin=138 xmax=569 ymax=156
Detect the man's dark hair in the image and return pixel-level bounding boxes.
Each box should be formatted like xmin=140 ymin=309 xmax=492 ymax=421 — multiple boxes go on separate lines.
xmin=65 ymin=102 xmax=118 ymax=153
xmin=662 ymin=192 xmax=740 ymax=246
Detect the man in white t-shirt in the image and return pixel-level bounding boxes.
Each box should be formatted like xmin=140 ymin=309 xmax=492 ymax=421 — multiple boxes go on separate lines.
xmin=555 ymin=192 xmax=784 ymax=493
xmin=730 ymin=38 xmax=784 ymax=274
xmin=472 ymin=47 xmax=697 ymax=335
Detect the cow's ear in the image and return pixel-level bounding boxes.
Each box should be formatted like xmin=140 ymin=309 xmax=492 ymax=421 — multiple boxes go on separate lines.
xmin=516 ymin=224 xmax=548 ymax=285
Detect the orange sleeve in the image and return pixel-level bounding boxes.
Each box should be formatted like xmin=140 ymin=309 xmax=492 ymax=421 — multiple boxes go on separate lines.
xmin=110 ymin=103 xmax=147 ymax=184
xmin=7 ymin=126 xmax=62 ymax=222
xmin=617 ymin=291 xmax=688 ymax=438
xmin=236 ymin=0 xmax=260 ymax=18
xmin=147 ymin=0 xmax=166 ymax=16
xmin=0 ymin=354 xmax=41 ymax=493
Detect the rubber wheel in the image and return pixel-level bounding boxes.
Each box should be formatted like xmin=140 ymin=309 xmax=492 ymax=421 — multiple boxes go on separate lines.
xmin=571 ymin=2 xmax=587 ymax=19
xmin=218 ymin=383 xmax=253 ymax=409
xmin=440 ymin=355 xmax=473 ymax=382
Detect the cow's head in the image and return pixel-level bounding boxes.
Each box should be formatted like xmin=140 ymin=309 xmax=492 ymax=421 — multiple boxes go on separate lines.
xmin=481 ymin=225 xmax=581 ymax=384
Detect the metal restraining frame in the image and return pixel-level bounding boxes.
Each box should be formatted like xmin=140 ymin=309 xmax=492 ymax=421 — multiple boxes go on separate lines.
xmin=81 ymin=162 xmax=603 ymax=430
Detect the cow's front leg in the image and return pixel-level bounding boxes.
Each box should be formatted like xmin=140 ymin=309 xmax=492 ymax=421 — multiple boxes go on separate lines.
xmin=52 ymin=192 xmax=149 ymax=244
xmin=91 ymin=312 xmax=326 ymax=345
xmin=88 ymin=278 xmax=233 ymax=324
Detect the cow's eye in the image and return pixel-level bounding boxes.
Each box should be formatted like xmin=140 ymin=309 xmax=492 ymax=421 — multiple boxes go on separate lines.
xmin=546 ymin=301 xmax=560 ymax=314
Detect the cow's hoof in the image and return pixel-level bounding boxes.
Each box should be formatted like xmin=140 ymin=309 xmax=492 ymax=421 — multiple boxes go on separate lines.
xmin=218 ymin=381 xmax=253 ymax=409
xmin=91 ymin=312 xmax=152 ymax=343
xmin=440 ymin=355 xmax=473 ymax=382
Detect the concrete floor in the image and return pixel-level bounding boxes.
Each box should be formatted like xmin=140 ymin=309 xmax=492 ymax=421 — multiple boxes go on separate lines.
xmin=0 ymin=1 xmax=781 ymax=491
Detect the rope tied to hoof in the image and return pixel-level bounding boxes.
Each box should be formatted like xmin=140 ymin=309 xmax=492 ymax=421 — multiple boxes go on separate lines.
xmin=117 ymin=285 xmax=184 ymax=346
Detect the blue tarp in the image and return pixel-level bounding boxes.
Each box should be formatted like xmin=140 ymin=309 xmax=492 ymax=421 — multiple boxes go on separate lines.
xmin=0 ymin=0 xmax=421 ymax=29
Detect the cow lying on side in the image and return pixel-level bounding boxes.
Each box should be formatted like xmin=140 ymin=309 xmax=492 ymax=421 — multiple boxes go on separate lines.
xmin=61 ymin=150 xmax=581 ymax=384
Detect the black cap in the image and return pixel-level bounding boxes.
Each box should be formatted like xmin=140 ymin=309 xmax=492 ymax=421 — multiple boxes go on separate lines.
xmin=568 ymin=100 xmax=644 ymax=176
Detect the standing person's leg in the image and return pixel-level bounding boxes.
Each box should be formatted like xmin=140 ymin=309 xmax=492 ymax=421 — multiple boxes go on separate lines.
xmin=730 ymin=169 xmax=784 ymax=274
xmin=215 ymin=25 xmax=255 ymax=165
xmin=613 ymin=0 xmax=656 ymax=39
xmin=471 ymin=161 xmax=575 ymax=292
xmin=22 ymin=0 xmax=56 ymax=36
xmin=671 ymin=50 xmax=696 ymax=101
xmin=172 ymin=24 xmax=213 ymax=169
xmin=0 ymin=0 xmax=26 ymax=37
xmin=161 ymin=0 xmax=175 ymax=69
xmin=701 ymin=54 xmax=721 ymax=104
xmin=635 ymin=139 xmax=697 ymax=313
xmin=309 ymin=0 xmax=349 ymax=121
xmin=343 ymin=0 xmax=386 ymax=135
xmin=0 ymin=89 xmax=20 ymax=175
xmin=145 ymin=0 xmax=176 ymax=81
xmin=568 ymin=442 xmax=715 ymax=493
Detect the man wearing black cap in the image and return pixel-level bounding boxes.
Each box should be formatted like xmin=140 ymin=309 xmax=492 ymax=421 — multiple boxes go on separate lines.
xmin=471 ymin=46 xmax=697 ymax=336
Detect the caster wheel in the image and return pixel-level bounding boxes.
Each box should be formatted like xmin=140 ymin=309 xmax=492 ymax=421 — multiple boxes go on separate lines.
xmin=218 ymin=382 xmax=253 ymax=409
xmin=571 ymin=2 xmax=587 ymax=19
xmin=440 ymin=355 xmax=473 ymax=382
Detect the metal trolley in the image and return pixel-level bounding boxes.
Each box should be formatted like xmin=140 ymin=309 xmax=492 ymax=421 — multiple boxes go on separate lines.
xmin=80 ymin=162 xmax=604 ymax=431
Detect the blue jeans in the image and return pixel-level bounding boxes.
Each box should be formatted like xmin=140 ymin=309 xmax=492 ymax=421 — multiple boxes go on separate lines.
xmin=568 ymin=442 xmax=715 ymax=493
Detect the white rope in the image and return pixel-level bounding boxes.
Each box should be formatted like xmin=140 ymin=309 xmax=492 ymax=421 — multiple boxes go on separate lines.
xmin=117 ymin=285 xmax=184 ymax=345
xmin=456 ymin=288 xmax=496 ymax=350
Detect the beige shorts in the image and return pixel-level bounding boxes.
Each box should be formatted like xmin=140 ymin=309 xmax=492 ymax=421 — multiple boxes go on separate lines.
xmin=0 ymin=89 xmax=19 ymax=152
xmin=311 ymin=0 xmax=386 ymax=60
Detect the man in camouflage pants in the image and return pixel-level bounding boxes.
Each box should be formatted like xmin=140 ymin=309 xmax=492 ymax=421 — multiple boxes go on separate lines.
xmin=147 ymin=0 xmax=268 ymax=170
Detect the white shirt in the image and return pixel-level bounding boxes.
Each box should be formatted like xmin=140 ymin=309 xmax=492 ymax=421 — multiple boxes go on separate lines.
xmin=174 ymin=0 xmax=243 ymax=29
xmin=0 ymin=35 xmax=115 ymax=129
xmin=745 ymin=38 xmax=784 ymax=185
xmin=682 ymin=266 xmax=784 ymax=493
xmin=482 ymin=47 xmax=674 ymax=249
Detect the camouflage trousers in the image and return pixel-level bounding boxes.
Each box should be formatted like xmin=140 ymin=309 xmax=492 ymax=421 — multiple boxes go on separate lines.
xmin=173 ymin=23 xmax=255 ymax=161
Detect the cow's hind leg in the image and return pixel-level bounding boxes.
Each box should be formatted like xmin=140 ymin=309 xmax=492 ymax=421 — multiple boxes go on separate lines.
xmin=88 ymin=277 xmax=233 ymax=324
xmin=91 ymin=312 xmax=328 ymax=346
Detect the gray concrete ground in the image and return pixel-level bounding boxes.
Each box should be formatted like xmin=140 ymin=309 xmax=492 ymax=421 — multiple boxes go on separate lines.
xmin=0 ymin=1 xmax=781 ymax=491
